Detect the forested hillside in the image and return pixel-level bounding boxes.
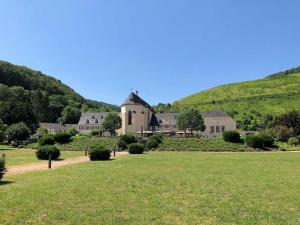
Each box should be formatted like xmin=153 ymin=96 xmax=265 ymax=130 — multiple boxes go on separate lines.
xmin=0 ymin=60 xmax=119 ymax=130
xmin=173 ymin=68 xmax=300 ymax=130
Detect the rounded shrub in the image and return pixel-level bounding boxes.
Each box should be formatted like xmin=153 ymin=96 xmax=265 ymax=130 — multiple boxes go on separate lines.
xmin=223 ymin=130 xmax=241 ymax=143
xmin=128 ymin=143 xmax=145 ymax=154
xmin=90 ymin=130 xmax=101 ymax=136
xmin=146 ymin=139 xmax=159 ymax=150
xmin=54 ymin=132 xmax=72 ymax=144
xmin=36 ymin=145 xmax=61 ymax=160
xmin=149 ymin=133 xmax=163 ymax=144
xmin=89 ymin=145 xmax=111 ymax=161
xmin=245 ymin=135 xmax=264 ymax=149
xmin=0 ymin=158 xmax=6 ymax=181
xmin=117 ymin=139 xmax=127 ymax=150
xmin=259 ymin=132 xmax=274 ymax=147
xmin=119 ymin=134 xmax=136 ymax=145
xmin=288 ymin=137 xmax=299 ymax=146
xmin=38 ymin=134 xmax=55 ymax=146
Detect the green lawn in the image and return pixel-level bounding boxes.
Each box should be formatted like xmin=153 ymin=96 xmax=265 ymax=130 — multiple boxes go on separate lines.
xmin=1 ymin=152 xmax=300 ymax=224
xmin=0 ymin=149 xmax=84 ymax=166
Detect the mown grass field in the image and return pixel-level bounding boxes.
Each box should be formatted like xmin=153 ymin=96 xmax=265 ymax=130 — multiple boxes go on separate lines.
xmin=0 ymin=149 xmax=84 ymax=166
xmin=1 ymin=152 xmax=300 ymax=225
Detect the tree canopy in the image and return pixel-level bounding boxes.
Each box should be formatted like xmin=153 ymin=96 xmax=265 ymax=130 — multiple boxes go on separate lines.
xmin=177 ymin=108 xmax=206 ymax=133
xmin=102 ymin=113 xmax=122 ymax=136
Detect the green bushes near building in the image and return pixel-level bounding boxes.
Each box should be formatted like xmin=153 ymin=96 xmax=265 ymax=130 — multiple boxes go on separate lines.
xmin=223 ymin=131 xmax=241 ymax=143
xmin=128 ymin=143 xmax=145 ymax=154
xmin=36 ymin=145 xmax=61 ymax=160
xmin=89 ymin=145 xmax=111 ymax=161
xmin=0 ymin=158 xmax=5 ymax=180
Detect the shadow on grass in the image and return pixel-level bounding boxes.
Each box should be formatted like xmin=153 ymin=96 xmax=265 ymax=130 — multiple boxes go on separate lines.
xmin=0 ymin=180 xmax=14 ymax=186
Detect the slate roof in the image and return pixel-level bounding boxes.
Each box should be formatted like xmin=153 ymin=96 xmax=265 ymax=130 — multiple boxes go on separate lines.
xmin=78 ymin=112 xmax=110 ymax=125
xmin=155 ymin=113 xmax=178 ymax=126
xmin=202 ymin=109 xmax=230 ymax=118
xmin=122 ymin=92 xmax=154 ymax=111
xmin=39 ymin=123 xmax=67 ymax=130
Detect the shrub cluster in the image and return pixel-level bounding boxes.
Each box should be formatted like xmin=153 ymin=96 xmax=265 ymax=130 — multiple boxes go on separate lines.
xmin=223 ymin=131 xmax=241 ymax=143
xmin=128 ymin=143 xmax=145 ymax=154
xmin=39 ymin=134 xmax=55 ymax=146
xmin=245 ymin=135 xmax=264 ymax=149
xmin=259 ymin=132 xmax=275 ymax=147
xmin=36 ymin=145 xmax=61 ymax=160
xmin=54 ymin=132 xmax=72 ymax=144
xmin=90 ymin=130 xmax=102 ymax=137
xmin=146 ymin=139 xmax=159 ymax=150
xmin=117 ymin=134 xmax=137 ymax=150
xmin=89 ymin=145 xmax=111 ymax=161
xmin=149 ymin=134 xmax=163 ymax=144
xmin=0 ymin=158 xmax=5 ymax=180
xmin=288 ymin=137 xmax=299 ymax=146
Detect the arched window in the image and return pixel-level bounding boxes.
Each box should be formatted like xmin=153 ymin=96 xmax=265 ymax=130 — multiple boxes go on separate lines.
xmin=128 ymin=111 xmax=132 ymax=125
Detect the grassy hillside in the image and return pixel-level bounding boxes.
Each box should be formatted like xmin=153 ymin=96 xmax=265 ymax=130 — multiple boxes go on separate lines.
xmin=175 ymin=70 xmax=300 ymax=129
xmin=0 ymin=60 xmax=119 ymax=128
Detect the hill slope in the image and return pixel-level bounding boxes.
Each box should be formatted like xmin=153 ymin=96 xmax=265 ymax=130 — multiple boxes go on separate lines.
xmin=0 ymin=60 xmax=119 ymax=129
xmin=174 ymin=69 xmax=300 ymax=130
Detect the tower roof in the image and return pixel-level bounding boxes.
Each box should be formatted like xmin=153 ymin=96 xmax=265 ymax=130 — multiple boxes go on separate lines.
xmin=122 ymin=92 xmax=154 ymax=111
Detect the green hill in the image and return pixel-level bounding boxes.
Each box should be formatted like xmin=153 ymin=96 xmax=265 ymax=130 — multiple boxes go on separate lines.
xmin=174 ymin=68 xmax=300 ymax=130
xmin=0 ymin=60 xmax=119 ymax=129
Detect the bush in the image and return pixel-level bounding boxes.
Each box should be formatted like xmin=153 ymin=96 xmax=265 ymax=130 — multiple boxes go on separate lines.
xmin=223 ymin=130 xmax=241 ymax=143
xmin=67 ymin=128 xmax=79 ymax=136
xmin=259 ymin=132 xmax=275 ymax=147
xmin=117 ymin=139 xmax=127 ymax=150
xmin=6 ymin=122 xmax=31 ymax=144
xmin=273 ymin=125 xmax=294 ymax=142
xmin=90 ymin=130 xmax=101 ymax=136
xmin=128 ymin=143 xmax=145 ymax=154
xmin=36 ymin=145 xmax=61 ymax=160
xmin=146 ymin=139 xmax=159 ymax=150
xmin=38 ymin=134 xmax=55 ymax=146
xmin=119 ymin=134 xmax=136 ymax=145
xmin=54 ymin=132 xmax=72 ymax=144
xmin=0 ymin=158 xmax=5 ymax=180
xmin=36 ymin=127 xmax=48 ymax=138
xmin=288 ymin=137 xmax=299 ymax=146
xmin=245 ymin=135 xmax=264 ymax=149
xmin=89 ymin=145 xmax=111 ymax=161
xmin=149 ymin=133 xmax=163 ymax=144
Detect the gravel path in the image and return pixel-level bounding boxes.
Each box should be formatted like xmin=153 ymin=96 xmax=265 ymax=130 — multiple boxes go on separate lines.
xmin=6 ymin=151 xmax=128 ymax=176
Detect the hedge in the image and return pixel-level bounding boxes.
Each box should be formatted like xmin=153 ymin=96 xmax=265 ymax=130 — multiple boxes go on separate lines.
xmin=89 ymin=145 xmax=111 ymax=161
xmin=36 ymin=145 xmax=61 ymax=160
xmin=128 ymin=143 xmax=145 ymax=154
xmin=0 ymin=158 xmax=5 ymax=180
xmin=223 ymin=131 xmax=241 ymax=143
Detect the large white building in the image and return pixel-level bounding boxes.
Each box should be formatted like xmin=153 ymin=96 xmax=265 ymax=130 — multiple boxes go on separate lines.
xmin=77 ymin=92 xmax=237 ymax=137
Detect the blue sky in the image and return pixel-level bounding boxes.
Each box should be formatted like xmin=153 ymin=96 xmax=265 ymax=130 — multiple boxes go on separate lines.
xmin=0 ymin=0 xmax=300 ymax=105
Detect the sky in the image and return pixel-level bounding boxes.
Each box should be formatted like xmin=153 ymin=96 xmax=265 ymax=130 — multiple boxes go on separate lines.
xmin=0 ymin=0 xmax=300 ymax=106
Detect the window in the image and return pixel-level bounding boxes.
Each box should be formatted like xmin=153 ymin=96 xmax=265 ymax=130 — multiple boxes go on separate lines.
xmin=101 ymin=115 xmax=104 ymax=119
xmin=86 ymin=119 xmax=89 ymax=124
xmin=210 ymin=126 xmax=215 ymax=133
xmin=95 ymin=119 xmax=98 ymax=123
xmin=159 ymin=119 xmax=163 ymax=124
xmin=221 ymin=126 xmax=225 ymax=133
xmin=128 ymin=111 xmax=132 ymax=125
xmin=216 ymin=126 xmax=220 ymax=133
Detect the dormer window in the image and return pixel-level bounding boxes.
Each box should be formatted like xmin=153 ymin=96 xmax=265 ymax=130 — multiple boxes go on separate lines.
xmin=159 ymin=119 xmax=163 ymax=124
xmin=86 ymin=119 xmax=89 ymax=124
xmin=133 ymin=111 xmax=136 ymax=114
xmin=101 ymin=115 xmax=104 ymax=119
xmin=95 ymin=119 xmax=98 ymax=124
xmin=92 ymin=116 xmax=95 ymax=119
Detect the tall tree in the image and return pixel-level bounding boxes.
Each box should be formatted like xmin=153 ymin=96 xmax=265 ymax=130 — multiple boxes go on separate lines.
xmin=31 ymin=89 xmax=49 ymax=122
xmin=102 ymin=113 xmax=122 ymax=136
xmin=61 ymin=106 xmax=81 ymax=124
xmin=177 ymin=108 xmax=206 ymax=135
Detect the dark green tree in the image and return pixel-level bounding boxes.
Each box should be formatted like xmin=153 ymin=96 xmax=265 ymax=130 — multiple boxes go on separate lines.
xmin=102 ymin=113 xmax=122 ymax=136
xmin=6 ymin=122 xmax=31 ymax=144
xmin=61 ymin=106 xmax=81 ymax=124
xmin=177 ymin=108 xmax=206 ymax=135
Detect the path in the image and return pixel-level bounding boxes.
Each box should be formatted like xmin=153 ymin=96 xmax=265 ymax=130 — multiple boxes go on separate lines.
xmin=6 ymin=152 xmax=128 ymax=176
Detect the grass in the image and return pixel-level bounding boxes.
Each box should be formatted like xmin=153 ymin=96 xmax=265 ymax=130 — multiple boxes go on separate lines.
xmin=158 ymin=137 xmax=250 ymax=152
xmin=0 ymin=149 xmax=84 ymax=166
xmin=175 ymin=73 xmax=300 ymax=116
xmin=56 ymin=135 xmax=117 ymax=151
xmin=1 ymin=152 xmax=300 ymax=224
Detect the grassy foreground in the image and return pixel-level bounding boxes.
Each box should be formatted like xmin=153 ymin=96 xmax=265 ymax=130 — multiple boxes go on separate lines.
xmin=0 ymin=149 xmax=83 ymax=166
xmin=1 ymin=152 xmax=300 ymax=224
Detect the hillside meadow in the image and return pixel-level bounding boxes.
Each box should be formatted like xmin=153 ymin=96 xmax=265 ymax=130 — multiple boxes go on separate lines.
xmin=1 ymin=152 xmax=300 ymax=225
